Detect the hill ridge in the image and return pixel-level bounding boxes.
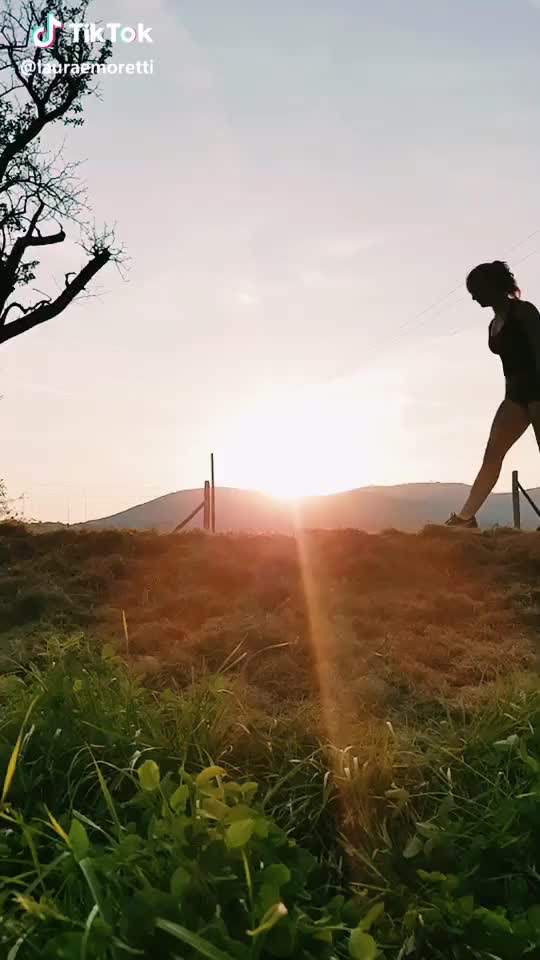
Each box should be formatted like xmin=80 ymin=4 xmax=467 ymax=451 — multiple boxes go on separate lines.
xmin=64 ymin=481 xmax=540 ymax=534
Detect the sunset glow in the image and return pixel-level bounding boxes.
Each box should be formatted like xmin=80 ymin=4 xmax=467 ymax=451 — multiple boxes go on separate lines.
xmin=221 ymin=373 xmax=405 ymax=499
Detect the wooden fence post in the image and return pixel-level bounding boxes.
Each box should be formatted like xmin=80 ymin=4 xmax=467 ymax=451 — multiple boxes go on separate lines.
xmin=211 ymin=453 xmax=216 ymax=534
xmin=203 ymin=481 xmax=210 ymax=531
xmin=172 ymin=500 xmax=205 ymax=534
xmin=512 ymin=470 xmax=521 ymax=530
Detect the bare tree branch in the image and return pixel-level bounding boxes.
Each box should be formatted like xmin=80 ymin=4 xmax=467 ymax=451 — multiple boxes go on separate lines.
xmin=0 ymin=0 xmax=120 ymax=348
xmin=0 ymin=295 xmax=51 ymax=323
xmin=0 ymin=247 xmax=111 ymax=342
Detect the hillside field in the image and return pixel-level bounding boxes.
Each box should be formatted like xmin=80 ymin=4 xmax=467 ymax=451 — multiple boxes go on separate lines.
xmin=1 ymin=522 xmax=540 ymax=958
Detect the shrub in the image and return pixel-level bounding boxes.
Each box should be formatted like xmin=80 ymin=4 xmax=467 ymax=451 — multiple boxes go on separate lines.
xmin=15 ymin=586 xmax=73 ymax=622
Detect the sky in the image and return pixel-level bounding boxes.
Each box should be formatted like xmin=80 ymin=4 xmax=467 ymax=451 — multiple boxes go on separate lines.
xmin=3 ymin=0 xmax=540 ymax=521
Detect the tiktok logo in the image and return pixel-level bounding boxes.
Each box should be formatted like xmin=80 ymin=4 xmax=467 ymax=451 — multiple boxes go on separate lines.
xmin=33 ymin=13 xmax=63 ymax=49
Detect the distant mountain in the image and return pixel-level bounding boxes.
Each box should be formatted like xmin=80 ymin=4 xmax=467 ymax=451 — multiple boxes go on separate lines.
xmin=75 ymin=483 xmax=540 ymax=533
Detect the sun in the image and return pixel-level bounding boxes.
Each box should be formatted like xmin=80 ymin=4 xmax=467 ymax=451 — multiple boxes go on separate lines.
xmin=219 ymin=375 xmax=404 ymax=499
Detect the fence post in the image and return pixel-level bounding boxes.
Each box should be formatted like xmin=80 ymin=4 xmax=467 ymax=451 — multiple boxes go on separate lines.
xmin=512 ymin=470 xmax=521 ymax=530
xmin=203 ymin=481 xmax=210 ymax=531
xmin=211 ymin=453 xmax=216 ymax=533
xmin=172 ymin=500 xmax=205 ymax=534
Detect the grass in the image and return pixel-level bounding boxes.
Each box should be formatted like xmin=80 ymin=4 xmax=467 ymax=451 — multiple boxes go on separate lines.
xmin=1 ymin=522 xmax=537 ymax=705
xmin=1 ymin=522 xmax=540 ymax=956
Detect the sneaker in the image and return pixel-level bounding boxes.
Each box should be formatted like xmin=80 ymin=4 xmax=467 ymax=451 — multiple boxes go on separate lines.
xmin=445 ymin=512 xmax=478 ymax=529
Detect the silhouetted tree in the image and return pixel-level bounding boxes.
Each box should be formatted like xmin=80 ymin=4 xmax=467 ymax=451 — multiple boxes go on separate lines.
xmin=0 ymin=478 xmax=9 ymax=516
xmin=0 ymin=1 xmax=121 ymax=346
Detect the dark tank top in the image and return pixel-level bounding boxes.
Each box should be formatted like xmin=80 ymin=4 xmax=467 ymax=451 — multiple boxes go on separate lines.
xmin=488 ymin=299 xmax=540 ymax=383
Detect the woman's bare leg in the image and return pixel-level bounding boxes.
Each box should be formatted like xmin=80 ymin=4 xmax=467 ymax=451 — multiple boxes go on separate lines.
xmin=527 ymin=401 xmax=540 ymax=451
xmin=458 ymin=399 xmax=529 ymax=520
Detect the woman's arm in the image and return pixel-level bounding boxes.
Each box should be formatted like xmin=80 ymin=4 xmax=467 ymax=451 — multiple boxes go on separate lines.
xmin=517 ymin=301 xmax=540 ymax=376
xmin=488 ymin=317 xmax=499 ymax=353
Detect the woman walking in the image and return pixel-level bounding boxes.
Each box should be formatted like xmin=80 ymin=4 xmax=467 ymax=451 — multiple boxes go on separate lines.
xmin=446 ymin=260 xmax=540 ymax=527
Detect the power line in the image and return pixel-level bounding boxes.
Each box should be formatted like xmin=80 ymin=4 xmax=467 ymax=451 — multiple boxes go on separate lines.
xmin=442 ymin=242 xmax=540 ymax=342
xmin=377 ymin=225 xmax=540 ymax=351
xmin=338 ymin=225 xmax=540 ymax=378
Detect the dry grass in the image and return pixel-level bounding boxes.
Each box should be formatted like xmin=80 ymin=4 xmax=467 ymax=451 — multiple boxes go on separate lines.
xmin=0 ymin=522 xmax=538 ymax=724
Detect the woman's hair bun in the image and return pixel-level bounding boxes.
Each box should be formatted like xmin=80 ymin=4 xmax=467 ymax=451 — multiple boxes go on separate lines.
xmin=466 ymin=260 xmax=521 ymax=298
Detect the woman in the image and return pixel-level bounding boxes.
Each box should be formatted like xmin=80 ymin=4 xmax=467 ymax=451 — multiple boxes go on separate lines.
xmin=446 ymin=260 xmax=540 ymax=527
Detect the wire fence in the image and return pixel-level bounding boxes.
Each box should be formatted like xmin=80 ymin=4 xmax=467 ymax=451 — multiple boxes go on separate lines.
xmin=172 ymin=454 xmax=216 ymax=534
xmin=512 ymin=470 xmax=540 ymax=529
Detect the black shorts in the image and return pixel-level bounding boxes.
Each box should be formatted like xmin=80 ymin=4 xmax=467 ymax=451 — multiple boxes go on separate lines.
xmin=505 ymin=376 xmax=540 ymax=407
